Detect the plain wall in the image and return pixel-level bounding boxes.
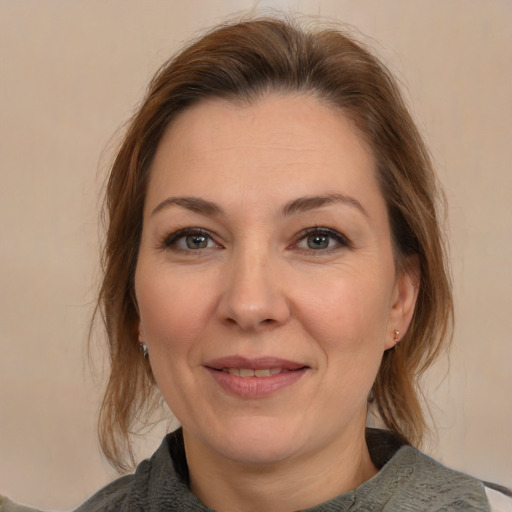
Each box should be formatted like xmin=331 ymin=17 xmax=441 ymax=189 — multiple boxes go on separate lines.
xmin=0 ymin=0 xmax=511 ymax=509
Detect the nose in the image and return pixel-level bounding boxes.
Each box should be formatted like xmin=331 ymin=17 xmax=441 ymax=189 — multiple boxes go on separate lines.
xmin=216 ymin=247 xmax=291 ymax=331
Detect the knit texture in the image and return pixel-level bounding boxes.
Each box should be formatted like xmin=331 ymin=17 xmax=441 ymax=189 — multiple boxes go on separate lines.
xmin=74 ymin=429 xmax=489 ymax=511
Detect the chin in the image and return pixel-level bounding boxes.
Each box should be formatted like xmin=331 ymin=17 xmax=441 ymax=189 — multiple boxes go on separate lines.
xmin=219 ymin=437 xmax=301 ymax=466
xmin=205 ymin=416 xmax=308 ymax=466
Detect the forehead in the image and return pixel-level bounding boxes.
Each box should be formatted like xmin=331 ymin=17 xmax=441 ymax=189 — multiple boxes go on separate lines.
xmin=145 ymin=93 xmax=382 ymax=214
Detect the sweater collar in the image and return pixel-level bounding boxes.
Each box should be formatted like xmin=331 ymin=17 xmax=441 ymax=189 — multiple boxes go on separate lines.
xmin=135 ymin=427 xmax=413 ymax=511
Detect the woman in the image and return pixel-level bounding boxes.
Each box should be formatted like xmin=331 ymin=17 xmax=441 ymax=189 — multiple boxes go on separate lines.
xmin=66 ymin=15 xmax=511 ymax=512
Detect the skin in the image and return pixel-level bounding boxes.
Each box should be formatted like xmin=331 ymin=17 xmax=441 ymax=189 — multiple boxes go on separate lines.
xmin=135 ymin=93 xmax=418 ymax=512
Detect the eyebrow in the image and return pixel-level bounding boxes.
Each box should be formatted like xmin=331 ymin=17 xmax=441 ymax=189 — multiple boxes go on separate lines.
xmin=151 ymin=192 xmax=367 ymax=218
xmin=281 ymin=193 xmax=368 ymax=217
xmin=151 ymin=196 xmax=223 ymax=217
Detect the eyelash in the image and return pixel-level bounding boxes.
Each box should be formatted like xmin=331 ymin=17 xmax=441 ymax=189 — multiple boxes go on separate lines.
xmin=159 ymin=228 xmax=220 ymax=253
xmin=292 ymin=227 xmax=352 ymax=253
xmin=159 ymin=227 xmax=352 ymax=253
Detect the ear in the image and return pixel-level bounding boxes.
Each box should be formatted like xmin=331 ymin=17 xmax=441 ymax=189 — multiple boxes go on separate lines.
xmin=384 ymin=255 xmax=420 ymax=350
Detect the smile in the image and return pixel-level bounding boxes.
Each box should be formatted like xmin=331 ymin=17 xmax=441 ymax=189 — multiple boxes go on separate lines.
xmin=222 ymin=368 xmax=286 ymax=377
xmin=204 ymin=357 xmax=310 ymax=398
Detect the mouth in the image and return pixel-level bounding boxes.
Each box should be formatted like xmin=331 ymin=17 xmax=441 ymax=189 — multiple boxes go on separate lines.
xmin=205 ymin=356 xmax=309 ymax=374
xmin=204 ymin=357 xmax=310 ymax=397
xmin=219 ymin=367 xmax=294 ymax=377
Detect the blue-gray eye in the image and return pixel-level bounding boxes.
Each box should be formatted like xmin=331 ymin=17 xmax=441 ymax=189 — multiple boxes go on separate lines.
xmin=307 ymin=233 xmax=331 ymax=249
xmin=163 ymin=229 xmax=217 ymax=251
xmin=295 ymin=228 xmax=349 ymax=251
xmin=185 ymin=234 xmax=209 ymax=249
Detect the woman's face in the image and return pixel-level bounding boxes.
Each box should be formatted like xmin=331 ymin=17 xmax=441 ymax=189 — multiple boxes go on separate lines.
xmin=135 ymin=94 xmax=417 ymax=467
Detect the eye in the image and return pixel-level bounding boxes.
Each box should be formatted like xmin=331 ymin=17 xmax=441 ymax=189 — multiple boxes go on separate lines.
xmin=294 ymin=228 xmax=351 ymax=251
xmin=161 ymin=228 xmax=219 ymax=251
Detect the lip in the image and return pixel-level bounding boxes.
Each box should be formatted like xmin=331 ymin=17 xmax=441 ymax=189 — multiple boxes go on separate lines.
xmin=204 ymin=356 xmax=310 ymax=398
xmin=205 ymin=356 xmax=307 ymax=371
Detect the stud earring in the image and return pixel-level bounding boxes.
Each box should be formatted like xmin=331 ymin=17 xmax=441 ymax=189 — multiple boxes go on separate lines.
xmin=138 ymin=330 xmax=148 ymax=358
xmin=393 ymin=329 xmax=400 ymax=349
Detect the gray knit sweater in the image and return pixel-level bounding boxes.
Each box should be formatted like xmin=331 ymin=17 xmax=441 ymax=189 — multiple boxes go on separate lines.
xmin=74 ymin=429 xmax=495 ymax=511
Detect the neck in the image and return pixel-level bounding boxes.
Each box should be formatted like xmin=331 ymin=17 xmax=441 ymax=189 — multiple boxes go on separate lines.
xmin=183 ymin=427 xmax=378 ymax=512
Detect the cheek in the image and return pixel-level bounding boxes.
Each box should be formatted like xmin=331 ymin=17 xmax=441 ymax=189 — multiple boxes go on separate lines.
xmin=293 ymin=271 xmax=393 ymax=352
xmin=135 ymin=265 xmax=215 ymax=354
xmin=135 ymin=265 xmax=217 ymax=415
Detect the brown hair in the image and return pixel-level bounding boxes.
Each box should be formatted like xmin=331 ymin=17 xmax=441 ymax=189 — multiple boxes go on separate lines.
xmin=95 ymin=15 xmax=453 ymax=471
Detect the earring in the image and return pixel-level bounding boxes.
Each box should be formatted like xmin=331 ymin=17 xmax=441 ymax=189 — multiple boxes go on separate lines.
xmin=138 ymin=330 xmax=148 ymax=358
xmin=393 ymin=329 xmax=400 ymax=349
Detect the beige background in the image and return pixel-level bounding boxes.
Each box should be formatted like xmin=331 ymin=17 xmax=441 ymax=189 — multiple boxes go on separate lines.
xmin=1 ymin=0 xmax=511 ymax=510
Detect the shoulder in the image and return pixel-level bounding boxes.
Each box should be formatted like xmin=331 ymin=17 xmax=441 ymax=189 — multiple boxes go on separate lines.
xmin=0 ymin=496 xmax=43 ymax=512
xmin=393 ymin=445 xmax=511 ymax=511
xmin=485 ymin=484 xmax=512 ymax=512
xmin=73 ymin=473 xmax=136 ymax=512
xmin=73 ymin=436 xmax=165 ymax=512
xmin=73 ymin=429 xmax=209 ymax=512
xmin=365 ymin=429 xmax=511 ymax=511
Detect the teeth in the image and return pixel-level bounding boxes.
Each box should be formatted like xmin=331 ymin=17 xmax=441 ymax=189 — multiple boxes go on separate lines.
xmin=223 ymin=368 xmax=282 ymax=377
xmin=254 ymin=369 xmax=271 ymax=377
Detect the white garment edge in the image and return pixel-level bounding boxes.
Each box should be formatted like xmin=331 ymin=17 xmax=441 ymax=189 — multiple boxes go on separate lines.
xmin=486 ymin=486 xmax=512 ymax=512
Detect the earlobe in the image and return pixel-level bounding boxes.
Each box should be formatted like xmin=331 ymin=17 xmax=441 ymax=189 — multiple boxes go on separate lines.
xmin=386 ymin=256 xmax=420 ymax=349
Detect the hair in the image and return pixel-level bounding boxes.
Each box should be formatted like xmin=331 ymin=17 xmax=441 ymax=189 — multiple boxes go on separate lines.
xmin=94 ymin=15 xmax=453 ymax=471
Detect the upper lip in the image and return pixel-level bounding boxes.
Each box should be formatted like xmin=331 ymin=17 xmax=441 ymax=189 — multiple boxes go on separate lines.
xmin=204 ymin=356 xmax=309 ymax=371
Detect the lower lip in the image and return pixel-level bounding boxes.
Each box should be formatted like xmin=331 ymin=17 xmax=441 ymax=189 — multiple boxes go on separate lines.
xmin=205 ymin=368 xmax=308 ymax=398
